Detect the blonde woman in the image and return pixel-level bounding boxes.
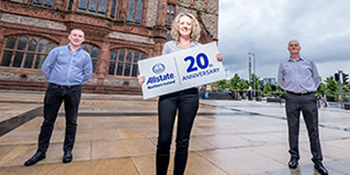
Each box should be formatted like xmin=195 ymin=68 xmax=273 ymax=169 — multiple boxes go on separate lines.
xmin=138 ymin=13 xmax=222 ymax=175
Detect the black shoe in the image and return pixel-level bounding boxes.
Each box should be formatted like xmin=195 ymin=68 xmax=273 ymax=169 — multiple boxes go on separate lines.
xmin=24 ymin=152 xmax=46 ymax=166
xmin=288 ymin=157 xmax=298 ymax=169
xmin=314 ymin=162 xmax=328 ymax=175
xmin=63 ymin=151 xmax=73 ymax=163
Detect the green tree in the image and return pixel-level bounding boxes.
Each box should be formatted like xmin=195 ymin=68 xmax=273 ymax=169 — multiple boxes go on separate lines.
xmin=274 ymin=84 xmax=285 ymax=97
xmin=316 ymin=82 xmax=326 ymax=94
xmin=271 ymin=84 xmax=277 ymax=91
xmin=229 ymin=74 xmax=241 ymax=91
xmin=342 ymin=84 xmax=349 ymax=94
xmin=217 ymin=80 xmax=227 ymax=91
xmin=324 ymin=76 xmax=338 ymax=101
xmin=241 ymin=80 xmax=249 ymax=91
xmin=263 ymin=82 xmax=272 ymax=94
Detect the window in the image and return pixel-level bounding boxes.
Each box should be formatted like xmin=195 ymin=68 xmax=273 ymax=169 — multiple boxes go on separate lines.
xmin=108 ymin=49 xmax=147 ymax=77
xmin=67 ymin=0 xmax=74 ymax=11
xmin=78 ymin=0 xmax=108 ymax=16
xmin=32 ymin=0 xmax=55 ymax=8
xmin=82 ymin=44 xmax=99 ymax=73
xmin=110 ymin=0 xmax=118 ymax=19
xmin=166 ymin=4 xmax=175 ymax=41
xmin=166 ymin=4 xmax=176 ymax=24
xmin=126 ymin=0 xmax=143 ymax=25
xmin=0 ymin=36 xmax=57 ymax=69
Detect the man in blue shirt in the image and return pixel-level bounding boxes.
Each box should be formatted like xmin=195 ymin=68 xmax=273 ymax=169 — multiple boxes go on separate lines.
xmin=25 ymin=29 xmax=92 ymax=166
xmin=278 ymin=40 xmax=328 ymax=175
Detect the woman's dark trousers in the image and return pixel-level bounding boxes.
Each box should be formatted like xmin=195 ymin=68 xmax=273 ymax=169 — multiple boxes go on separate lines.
xmin=156 ymin=88 xmax=199 ymax=175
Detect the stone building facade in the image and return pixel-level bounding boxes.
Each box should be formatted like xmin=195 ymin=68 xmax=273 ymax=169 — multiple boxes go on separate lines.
xmin=0 ymin=0 xmax=218 ymax=94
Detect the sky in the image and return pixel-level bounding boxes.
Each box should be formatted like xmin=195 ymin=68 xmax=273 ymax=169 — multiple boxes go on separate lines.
xmin=218 ymin=0 xmax=350 ymax=81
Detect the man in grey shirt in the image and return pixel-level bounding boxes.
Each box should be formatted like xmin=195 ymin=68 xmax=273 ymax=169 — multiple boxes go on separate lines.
xmin=278 ymin=40 xmax=328 ymax=175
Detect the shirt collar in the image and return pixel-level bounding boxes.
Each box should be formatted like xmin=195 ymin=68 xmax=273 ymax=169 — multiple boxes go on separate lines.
xmin=175 ymin=41 xmax=195 ymax=49
xmin=288 ymin=56 xmax=304 ymax=62
xmin=67 ymin=44 xmax=82 ymax=52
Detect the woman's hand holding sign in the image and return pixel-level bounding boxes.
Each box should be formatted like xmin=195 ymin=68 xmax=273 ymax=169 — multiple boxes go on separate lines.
xmin=137 ymin=75 xmax=145 ymax=85
xmin=216 ymin=52 xmax=223 ymax=61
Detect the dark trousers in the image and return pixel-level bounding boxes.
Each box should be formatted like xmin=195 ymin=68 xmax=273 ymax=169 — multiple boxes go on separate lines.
xmin=37 ymin=83 xmax=82 ymax=153
xmin=156 ymin=88 xmax=199 ymax=175
xmin=285 ymin=92 xmax=323 ymax=163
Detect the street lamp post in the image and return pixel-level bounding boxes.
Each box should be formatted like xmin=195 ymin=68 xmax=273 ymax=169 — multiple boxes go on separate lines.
xmin=248 ymin=52 xmax=256 ymax=98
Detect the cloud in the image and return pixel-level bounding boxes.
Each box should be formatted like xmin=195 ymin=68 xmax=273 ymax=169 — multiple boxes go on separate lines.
xmin=218 ymin=0 xmax=350 ymax=80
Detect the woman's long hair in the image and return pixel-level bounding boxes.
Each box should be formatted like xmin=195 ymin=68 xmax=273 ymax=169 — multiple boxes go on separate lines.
xmin=170 ymin=13 xmax=201 ymax=42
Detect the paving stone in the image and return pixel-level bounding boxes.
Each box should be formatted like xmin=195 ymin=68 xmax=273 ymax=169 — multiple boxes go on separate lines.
xmin=0 ymin=90 xmax=349 ymax=174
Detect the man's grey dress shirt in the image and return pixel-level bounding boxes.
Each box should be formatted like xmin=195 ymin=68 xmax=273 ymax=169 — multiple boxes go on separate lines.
xmin=277 ymin=57 xmax=320 ymax=93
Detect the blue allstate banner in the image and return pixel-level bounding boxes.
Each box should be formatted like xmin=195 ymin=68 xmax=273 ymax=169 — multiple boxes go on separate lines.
xmin=138 ymin=42 xmax=225 ymax=99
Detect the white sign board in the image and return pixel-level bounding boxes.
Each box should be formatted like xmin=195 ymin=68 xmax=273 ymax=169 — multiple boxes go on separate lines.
xmin=138 ymin=42 xmax=225 ymax=99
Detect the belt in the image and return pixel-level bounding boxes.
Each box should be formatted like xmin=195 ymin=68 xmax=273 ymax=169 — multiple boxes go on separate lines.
xmin=50 ymin=83 xmax=77 ymax=89
xmin=287 ymin=91 xmax=314 ymax=96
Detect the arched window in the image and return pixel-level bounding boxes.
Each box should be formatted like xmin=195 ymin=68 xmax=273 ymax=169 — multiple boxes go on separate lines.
xmin=82 ymin=44 xmax=99 ymax=73
xmin=0 ymin=36 xmax=57 ymax=69
xmin=126 ymin=0 xmax=143 ymax=25
xmin=32 ymin=0 xmax=55 ymax=9
xmin=78 ymin=0 xmax=107 ymax=16
xmin=108 ymin=49 xmax=147 ymax=77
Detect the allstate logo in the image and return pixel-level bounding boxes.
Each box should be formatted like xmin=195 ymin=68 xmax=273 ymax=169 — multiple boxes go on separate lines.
xmin=152 ymin=63 xmax=166 ymax=74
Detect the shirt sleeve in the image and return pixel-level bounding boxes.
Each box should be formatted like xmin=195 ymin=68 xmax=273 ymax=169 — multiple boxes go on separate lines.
xmin=83 ymin=54 xmax=93 ymax=82
xmin=41 ymin=48 xmax=58 ymax=79
xmin=277 ymin=62 xmax=285 ymax=90
xmin=161 ymin=42 xmax=170 ymax=55
xmin=311 ymin=60 xmax=320 ymax=89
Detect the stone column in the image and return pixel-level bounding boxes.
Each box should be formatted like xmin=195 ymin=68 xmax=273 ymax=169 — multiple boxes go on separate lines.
xmin=0 ymin=28 xmax=5 ymax=56
xmin=119 ymin=0 xmax=128 ymax=22
xmin=72 ymin=0 xmax=79 ymax=11
xmin=157 ymin=0 xmax=168 ymax=26
xmin=105 ymin=0 xmax=113 ymax=18
xmin=152 ymin=29 xmax=166 ymax=57
xmin=95 ymin=41 xmax=110 ymax=77
xmin=60 ymin=34 xmax=69 ymax=46
xmin=54 ymin=0 xmax=64 ymax=10
xmin=94 ymin=41 xmax=110 ymax=93
xmin=27 ymin=0 xmax=34 ymax=5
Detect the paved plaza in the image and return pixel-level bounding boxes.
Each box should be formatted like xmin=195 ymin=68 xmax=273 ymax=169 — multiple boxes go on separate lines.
xmin=0 ymin=90 xmax=349 ymax=175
